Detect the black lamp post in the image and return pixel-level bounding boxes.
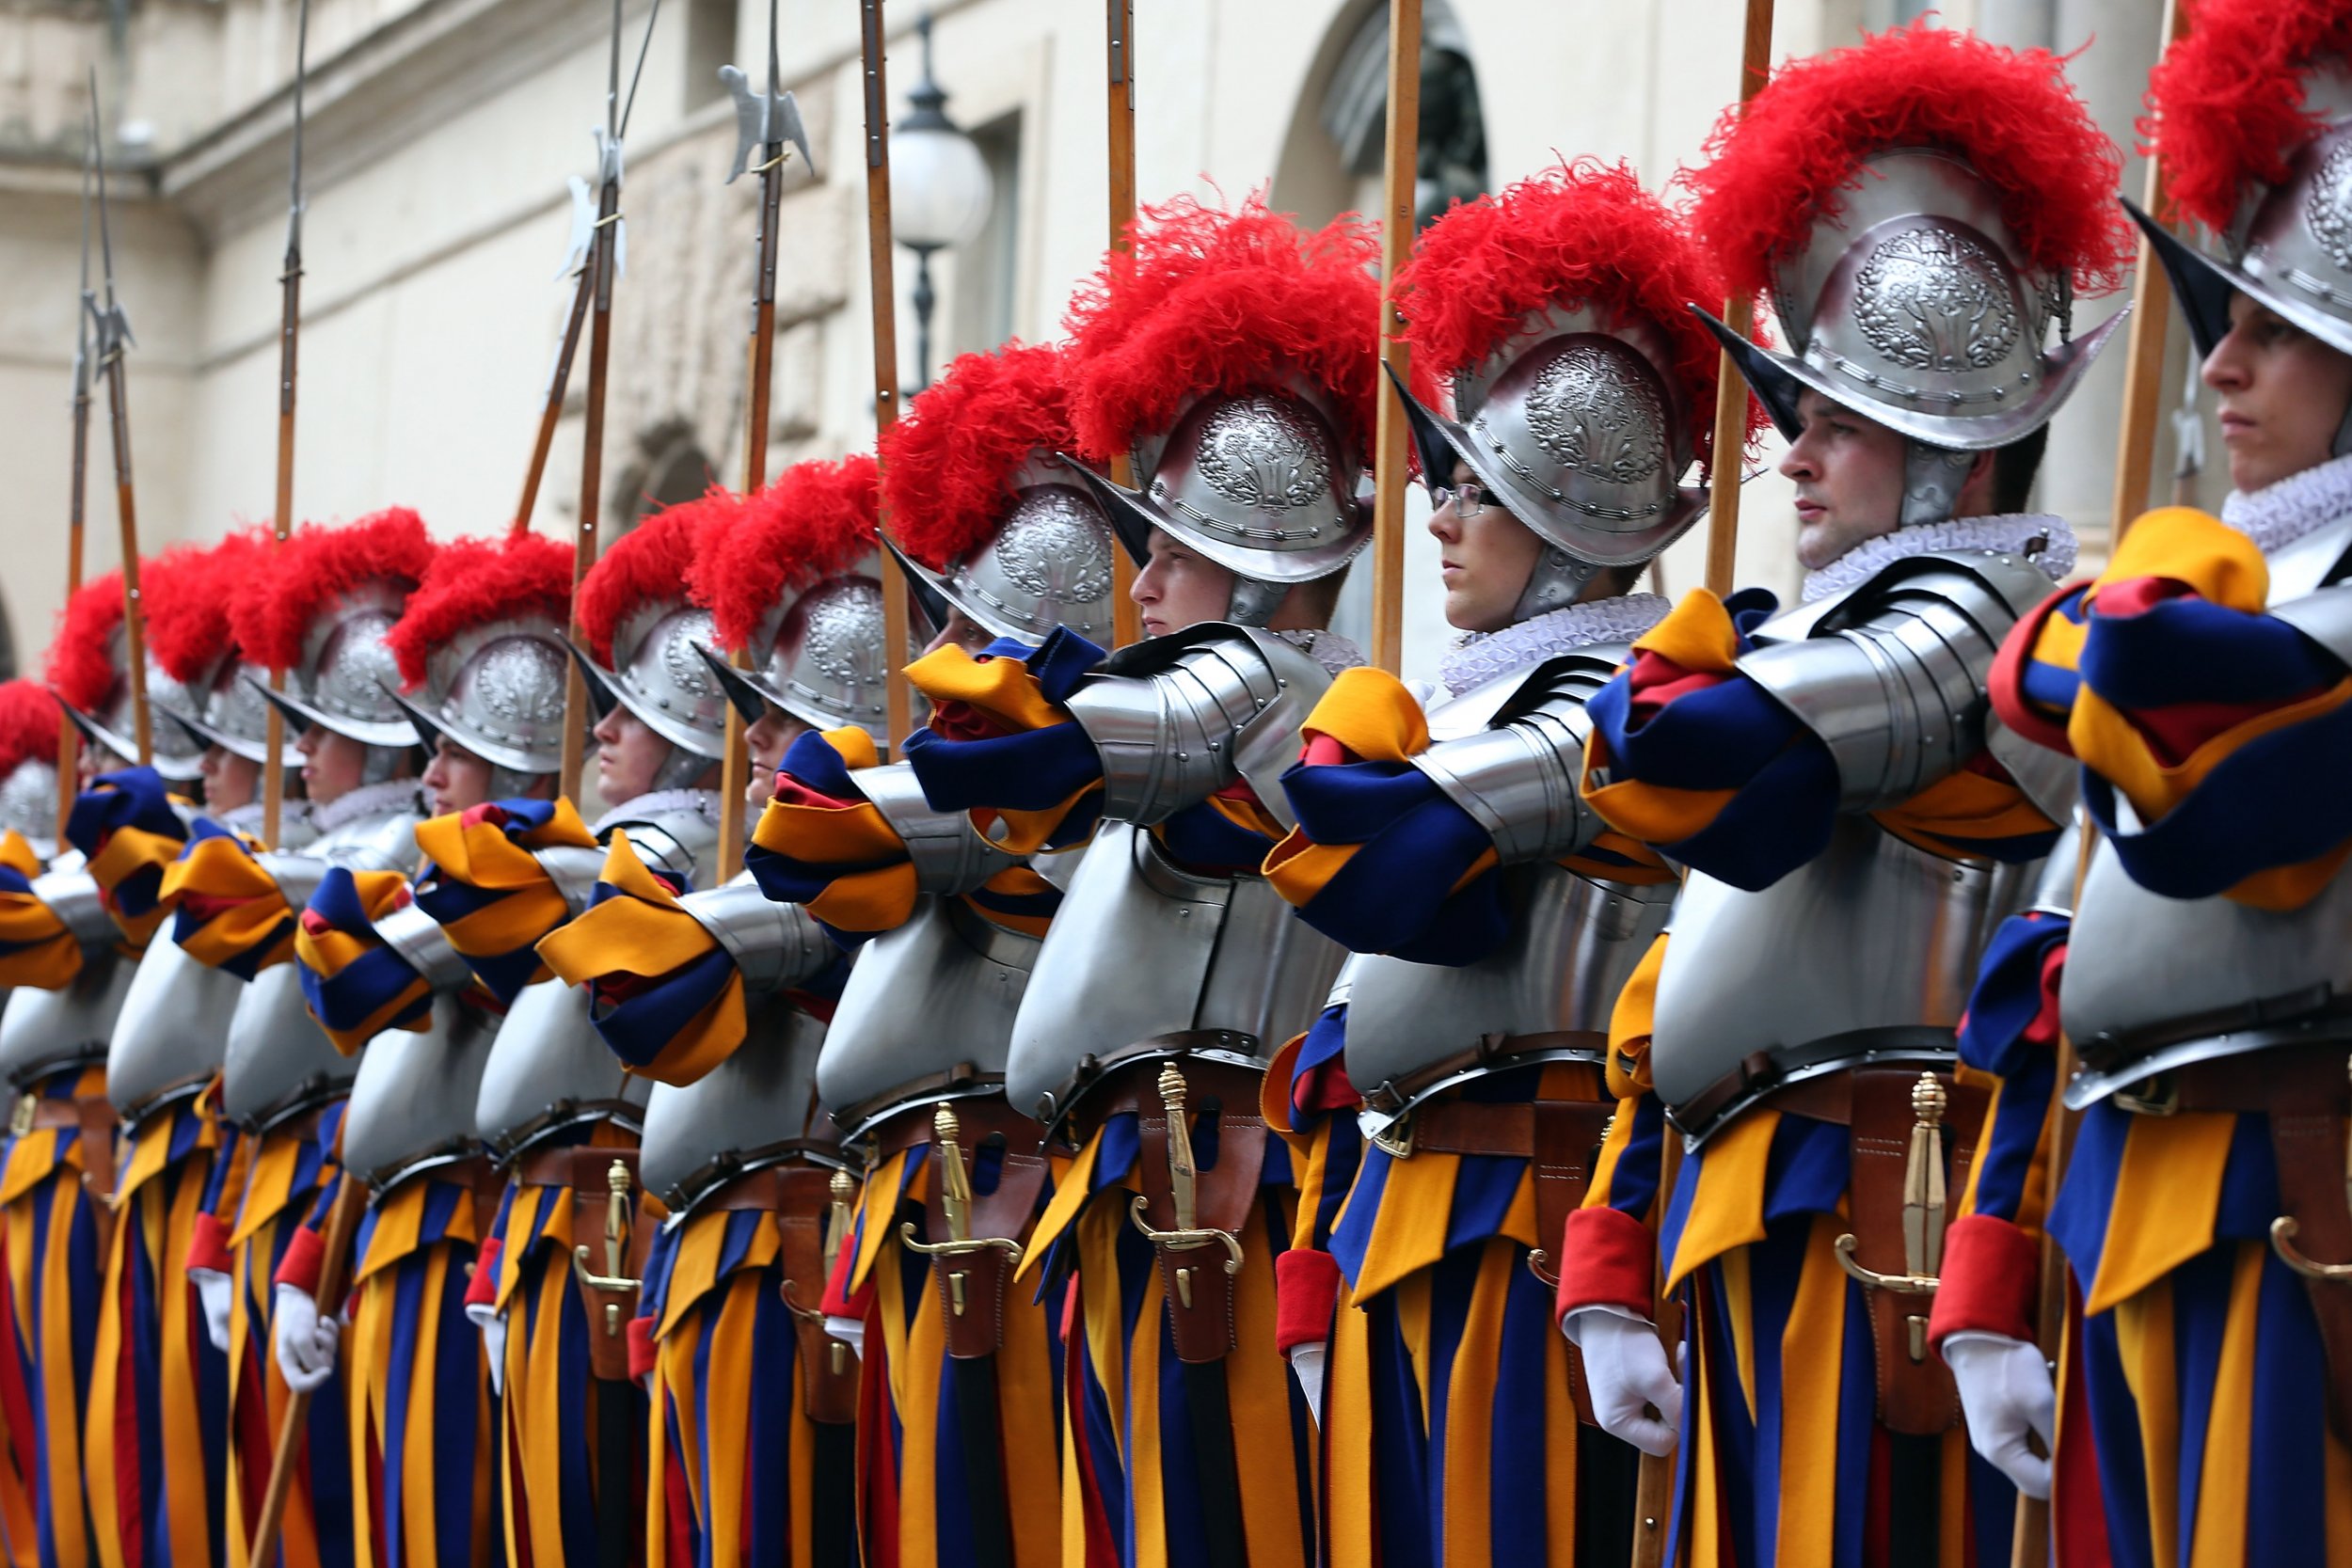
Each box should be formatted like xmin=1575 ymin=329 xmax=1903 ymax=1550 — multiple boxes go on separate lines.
xmin=888 ymin=13 xmax=994 ymax=391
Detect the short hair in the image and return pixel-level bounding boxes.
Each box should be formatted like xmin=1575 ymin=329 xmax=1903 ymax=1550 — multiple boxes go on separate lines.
xmin=1283 ymin=563 xmax=1349 ymax=627
xmin=1992 ymin=424 xmax=2050 ymax=515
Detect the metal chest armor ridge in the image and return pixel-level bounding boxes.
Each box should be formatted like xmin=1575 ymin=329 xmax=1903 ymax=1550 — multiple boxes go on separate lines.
xmin=1338 ymin=648 xmax=1676 ymax=1125
xmin=1646 ymin=547 xmax=2070 ymax=1144
xmin=2062 ymin=517 xmax=2352 ymax=1108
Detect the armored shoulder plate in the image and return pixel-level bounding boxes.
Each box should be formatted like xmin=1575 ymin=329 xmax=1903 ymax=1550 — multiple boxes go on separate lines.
xmin=599 ymin=795 xmax=723 ymax=890
xmin=1005 ymin=821 xmax=1345 ymax=1124
xmin=1742 ymin=548 xmax=2056 ymax=811
xmin=859 ymin=763 xmax=1019 ymax=895
xmin=0 ymin=946 xmax=135 ymax=1089
xmin=28 ymin=870 xmax=121 ymax=952
xmin=818 ymin=894 xmax=1043 ymax=1135
xmin=640 ymin=996 xmax=834 ymax=1210
xmin=372 ymin=901 xmax=476 ymax=992
xmin=2274 ymin=582 xmax=2352 ymax=666
xmin=313 ymin=808 xmax=426 ymax=875
xmin=676 ymin=879 xmax=834 ymax=993
xmin=220 ymin=963 xmax=354 ymax=1130
xmin=339 ymin=994 xmax=499 ymax=1192
xmin=1648 ymin=815 xmax=2036 ymax=1141
xmin=1412 ymin=648 xmax=1625 ymax=865
xmin=1069 ymin=624 xmax=1334 ymax=832
xmin=108 ymin=934 xmax=245 ymax=1122
xmin=472 ymin=977 xmax=649 ymax=1158
xmin=1343 ymin=861 xmax=1675 ymax=1117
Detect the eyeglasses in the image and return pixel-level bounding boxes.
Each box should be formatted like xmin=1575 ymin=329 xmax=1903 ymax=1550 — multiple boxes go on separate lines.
xmin=1428 ymin=479 xmax=1488 ymax=519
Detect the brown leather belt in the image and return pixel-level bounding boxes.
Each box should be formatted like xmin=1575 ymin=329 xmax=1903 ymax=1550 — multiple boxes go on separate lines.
xmin=835 ymin=1065 xmax=997 ymax=1140
xmin=2074 ymin=983 xmax=2352 ymax=1075
xmin=22 ymin=1092 xmax=123 ymax=1240
xmin=1664 ymin=1028 xmax=1958 ymax=1142
xmin=869 ymin=1094 xmax=1053 ymax=1363
xmin=516 ymin=1143 xmax=646 ymax=1382
xmin=1360 ymin=1030 xmax=1609 ymax=1116
xmin=697 ymin=1161 xmax=860 ymax=1423
xmin=1093 ymin=1058 xmax=1268 ymax=1365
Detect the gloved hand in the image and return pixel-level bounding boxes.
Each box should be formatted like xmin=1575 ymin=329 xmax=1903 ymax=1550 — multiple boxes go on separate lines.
xmin=191 ymin=1267 xmax=233 ymax=1353
xmin=824 ymin=1315 xmax=866 ymax=1363
xmin=1565 ymin=1307 xmax=1681 ymax=1456
xmin=1943 ymin=1332 xmax=2055 ymax=1499
xmin=1287 ymin=1341 xmax=1327 ymax=1426
xmin=466 ymin=1302 xmax=508 ymax=1396
xmin=272 ymin=1285 xmax=341 ymax=1394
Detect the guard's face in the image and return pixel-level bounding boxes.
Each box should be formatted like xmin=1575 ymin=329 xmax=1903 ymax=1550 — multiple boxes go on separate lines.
xmin=421 ymin=736 xmax=496 ymax=816
xmin=295 ymin=724 xmax=368 ymax=806
xmin=198 ymin=744 xmax=259 ymax=813
xmin=1780 ymin=389 xmax=1909 ymax=570
xmin=1429 ymin=460 xmax=1547 ymax=634
xmin=2204 ymin=293 xmax=2352 ymax=494
xmin=743 ymin=705 xmax=811 ymax=809
xmin=922 ymin=610 xmax=994 ymax=657
xmin=591 ymin=705 xmax=670 ymax=806
xmin=76 ymin=739 xmax=127 ymax=789
xmin=1130 ymin=533 xmax=1234 ymax=639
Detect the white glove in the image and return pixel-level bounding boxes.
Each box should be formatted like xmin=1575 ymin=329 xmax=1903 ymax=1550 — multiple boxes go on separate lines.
xmin=467 ymin=1302 xmax=507 ymax=1396
xmin=824 ymin=1315 xmax=866 ymax=1363
xmin=1565 ymin=1307 xmax=1682 ymax=1457
xmin=1944 ymin=1332 xmax=2055 ymax=1500
xmin=272 ymin=1285 xmax=341 ymax=1394
xmin=191 ymin=1268 xmax=233 ymax=1353
xmin=1287 ymin=1341 xmax=1327 ymax=1426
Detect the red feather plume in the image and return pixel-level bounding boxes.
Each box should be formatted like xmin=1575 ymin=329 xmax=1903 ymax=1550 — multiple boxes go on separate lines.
xmin=44 ymin=569 xmax=126 ymax=714
xmin=882 ymin=344 xmax=1076 ymax=571
xmin=578 ymin=497 xmax=729 ymax=665
xmin=2142 ymin=0 xmax=2352 ymax=233
xmin=1684 ymin=23 xmax=2133 ymax=304
xmin=1395 ymin=160 xmax=1756 ymax=478
xmin=1062 ymin=193 xmax=1383 ymax=463
xmin=145 ymin=531 xmax=274 ymax=683
xmin=230 ymin=509 xmax=436 ymax=673
xmin=0 ymin=679 xmax=60 ymax=781
xmin=689 ymin=458 xmax=881 ymax=653
xmin=387 ymin=531 xmax=575 ymax=690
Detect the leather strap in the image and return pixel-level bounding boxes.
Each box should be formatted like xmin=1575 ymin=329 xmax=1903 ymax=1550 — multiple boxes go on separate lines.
xmin=2258 ymin=1052 xmax=2352 ymax=1442
xmin=767 ymin=1164 xmax=862 ymax=1425
xmin=1843 ymin=1068 xmax=1985 ymax=1436
xmin=2077 ymin=983 xmax=2352 ymax=1076
xmin=75 ymin=1092 xmax=119 ymax=1259
xmin=1665 ymin=1028 xmax=1958 ymax=1141
xmin=2109 ymin=1042 xmax=2352 ymax=1117
xmin=1359 ymin=1030 xmax=1609 ymax=1116
xmin=838 ymin=1065 xmax=998 ymax=1143
xmin=1100 ymin=1059 xmax=1269 ymax=1365
xmin=1532 ymin=1099 xmax=1613 ymax=1428
xmin=526 ymin=1144 xmax=645 ymax=1384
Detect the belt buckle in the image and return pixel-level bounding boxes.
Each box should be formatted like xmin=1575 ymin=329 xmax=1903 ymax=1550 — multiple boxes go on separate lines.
xmin=2113 ymin=1071 xmax=2179 ymax=1117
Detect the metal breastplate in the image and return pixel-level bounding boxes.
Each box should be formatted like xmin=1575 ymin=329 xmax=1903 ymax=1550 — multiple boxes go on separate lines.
xmin=817 ymin=895 xmax=1043 ymax=1137
xmin=2061 ymin=835 xmax=2352 ymax=1107
xmin=640 ymin=997 xmax=834 ymax=1211
xmin=339 ymin=993 xmax=499 ymax=1192
xmin=1006 ymin=821 xmax=1347 ymax=1124
xmin=0 ymin=947 xmax=135 ymax=1090
xmin=1650 ymin=816 xmax=2034 ymax=1130
xmin=221 ymin=962 xmax=356 ymax=1129
xmin=107 ymin=933 xmax=244 ymax=1123
xmin=471 ymin=976 xmax=649 ymax=1157
xmin=1342 ymin=862 xmax=1674 ymax=1115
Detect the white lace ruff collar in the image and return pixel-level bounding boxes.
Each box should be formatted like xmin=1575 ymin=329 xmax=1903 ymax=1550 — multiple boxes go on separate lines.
xmin=310 ymin=778 xmax=424 ymax=834
xmin=1803 ymin=514 xmax=2075 ymax=603
xmin=1274 ymin=628 xmax=1366 ymax=676
xmin=1440 ymin=594 xmax=1670 ymax=697
xmin=594 ymin=787 xmax=722 ymax=838
xmin=2220 ymin=452 xmax=2352 ymax=558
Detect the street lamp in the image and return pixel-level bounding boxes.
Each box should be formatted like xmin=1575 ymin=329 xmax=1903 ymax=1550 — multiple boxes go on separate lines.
xmin=889 ymin=12 xmax=994 ymax=391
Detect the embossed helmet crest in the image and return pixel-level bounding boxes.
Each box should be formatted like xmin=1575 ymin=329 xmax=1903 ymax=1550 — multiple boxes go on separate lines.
xmin=573 ymin=497 xmax=732 ymax=760
xmin=383 ymin=531 xmax=577 ymax=775
xmin=2134 ymin=0 xmax=2352 ymax=363
xmin=1684 ymin=24 xmax=2134 ymax=452
xmin=230 ymin=509 xmax=437 ymax=750
xmin=0 ymin=680 xmax=60 ymax=852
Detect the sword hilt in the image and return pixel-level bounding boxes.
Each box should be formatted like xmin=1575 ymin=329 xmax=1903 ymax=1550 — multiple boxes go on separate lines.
xmin=1158 ymin=1065 xmax=1198 ymax=1234
xmin=571 ymin=1158 xmax=642 ymax=1336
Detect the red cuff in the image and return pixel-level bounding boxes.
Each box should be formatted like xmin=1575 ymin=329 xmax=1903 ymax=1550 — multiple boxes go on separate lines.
xmin=187 ymin=1212 xmax=233 ymax=1275
xmin=272 ymin=1223 xmax=326 ymax=1295
xmin=1554 ymin=1205 xmax=1658 ymax=1325
xmin=820 ymin=1226 xmax=865 ymax=1319
xmin=1928 ymin=1213 xmax=2042 ymax=1351
xmin=628 ymin=1315 xmax=659 ymax=1382
xmin=1275 ymin=1248 xmax=1343 ymax=1354
xmin=465 ymin=1236 xmax=503 ymax=1310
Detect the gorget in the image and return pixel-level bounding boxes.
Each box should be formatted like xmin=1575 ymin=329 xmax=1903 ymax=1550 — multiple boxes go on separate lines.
xmin=2219 ymin=452 xmax=2352 ymax=559
xmin=591 ymin=788 xmax=722 ymax=838
xmin=1801 ymin=514 xmax=2075 ymax=603
xmin=310 ymin=777 xmax=425 ymax=835
xmin=1438 ymin=594 xmax=1669 ymax=698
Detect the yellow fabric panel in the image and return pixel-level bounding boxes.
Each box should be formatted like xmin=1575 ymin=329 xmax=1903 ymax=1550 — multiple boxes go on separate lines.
xmin=1437 ymin=1244 xmax=1510 ymax=1566
xmin=1604 ymin=933 xmax=1666 ymax=1101
xmin=1772 ymin=1215 xmax=1849 ymax=1568
xmin=2112 ymin=1273 xmax=2184 ymax=1568
xmin=2087 ymin=1111 xmax=2236 ymax=1315
xmin=1665 ymin=1109 xmax=1780 ymax=1291
xmin=2186 ymin=1242 xmax=2265 ymax=1568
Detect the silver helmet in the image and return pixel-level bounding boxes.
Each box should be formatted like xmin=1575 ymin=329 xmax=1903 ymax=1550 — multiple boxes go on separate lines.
xmin=695 ymin=563 xmax=895 ymax=745
xmin=249 ymin=577 xmax=421 ymax=751
xmin=890 ymin=453 xmax=1121 ymax=647
xmin=161 ymin=657 xmax=277 ymax=765
xmin=61 ymin=649 xmax=209 ymax=783
xmin=0 ymin=758 xmax=58 ymax=856
xmin=387 ymin=615 xmax=572 ymax=777
xmin=567 ymin=597 xmax=730 ymax=762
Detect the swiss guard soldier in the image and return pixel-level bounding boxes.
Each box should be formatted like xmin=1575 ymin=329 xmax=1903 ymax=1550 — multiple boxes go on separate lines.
xmin=448 ymin=496 xmax=729 ymax=1568
xmin=538 ymin=456 xmax=896 ymax=1568
xmin=1550 ymin=25 xmax=2133 ymax=1565
xmin=163 ymin=509 xmax=438 ymax=1568
xmin=1934 ymin=1 xmax=2352 ymax=1560
xmin=0 ymin=676 xmax=56 ymax=1566
xmin=1257 ymin=161 xmax=1727 ymax=1568
xmin=0 ymin=547 xmax=217 ymax=1568
xmin=265 ymin=529 xmax=576 ymax=1568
